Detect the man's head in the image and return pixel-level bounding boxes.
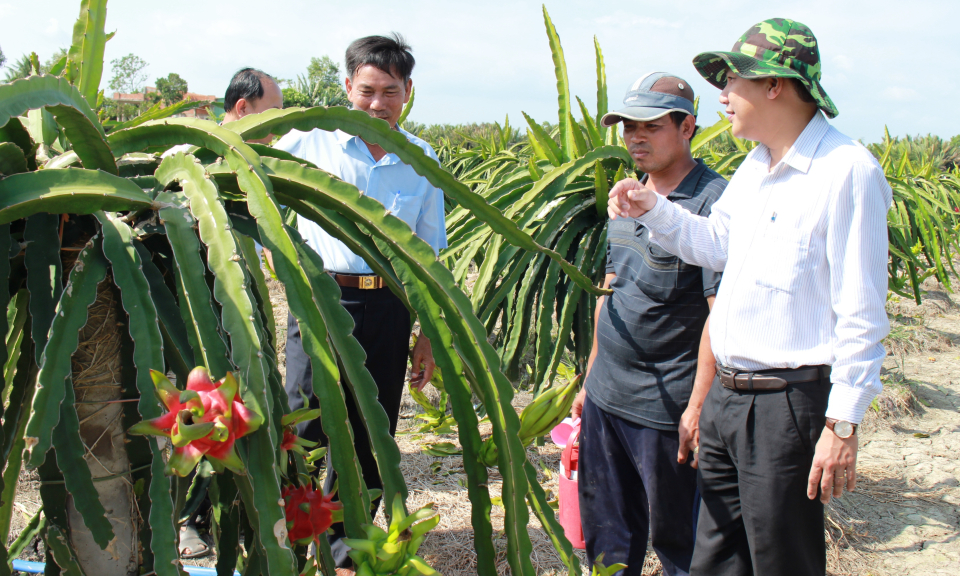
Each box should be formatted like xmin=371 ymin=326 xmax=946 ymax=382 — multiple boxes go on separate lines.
xmin=223 ymin=68 xmax=283 ymax=142
xmin=692 ymin=18 xmax=832 ymax=140
xmin=344 ymin=33 xmax=414 ymax=128
xmin=601 ymin=72 xmax=699 ymax=174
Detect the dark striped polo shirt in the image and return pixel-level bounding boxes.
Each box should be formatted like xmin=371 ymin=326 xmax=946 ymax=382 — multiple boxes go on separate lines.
xmin=585 ymin=159 xmax=727 ymax=431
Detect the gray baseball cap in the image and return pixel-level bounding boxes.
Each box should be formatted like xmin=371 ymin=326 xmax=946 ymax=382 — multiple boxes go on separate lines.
xmin=600 ymin=72 xmax=696 ymax=127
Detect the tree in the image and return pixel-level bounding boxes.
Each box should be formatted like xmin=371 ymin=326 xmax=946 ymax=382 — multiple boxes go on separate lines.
xmin=154 ymin=72 xmax=188 ymax=104
xmin=1 ymin=48 xmax=67 ymax=83
xmin=0 ymin=45 xmax=6 ymax=69
xmin=308 ymin=55 xmax=343 ymax=86
xmin=108 ymin=53 xmax=148 ymax=94
xmin=282 ymin=86 xmax=312 ymax=108
xmin=306 ymin=55 xmax=348 ymax=106
xmin=3 ymin=54 xmax=34 ymax=82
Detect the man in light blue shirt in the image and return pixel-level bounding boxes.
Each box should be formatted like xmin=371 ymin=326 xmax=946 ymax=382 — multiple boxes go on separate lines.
xmin=274 ymin=33 xmax=444 ymax=572
xmin=275 ymin=126 xmax=447 ymax=272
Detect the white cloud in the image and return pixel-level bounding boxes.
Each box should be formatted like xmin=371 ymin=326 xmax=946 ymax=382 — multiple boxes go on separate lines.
xmin=43 ymin=18 xmax=61 ymax=36
xmin=882 ymin=87 xmax=920 ymax=102
xmin=831 ymin=55 xmax=854 ymax=72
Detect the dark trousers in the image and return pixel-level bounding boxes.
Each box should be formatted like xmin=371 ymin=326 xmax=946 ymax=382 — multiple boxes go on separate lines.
xmin=690 ymin=374 xmax=831 ymax=576
xmin=285 ymin=286 xmax=411 ymax=567
xmin=579 ymin=396 xmax=700 ymax=576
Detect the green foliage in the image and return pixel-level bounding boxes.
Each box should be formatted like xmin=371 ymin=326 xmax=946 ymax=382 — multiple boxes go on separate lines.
xmin=308 ymin=55 xmax=345 ymax=89
xmin=282 ymin=55 xmax=349 ymax=108
xmin=436 ymin=8 xmax=625 ymax=393
xmin=153 ymin=72 xmax=188 ymax=105
xmin=867 ymin=131 xmax=960 ymax=173
xmin=108 ymin=53 xmax=149 ymax=94
xmin=2 ymin=55 xmax=36 ymax=83
xmin=282 ymin=86 xmax=312 ymax=108
xmin=284 ymin=74 xmax=350 ymax=108
xmin=405 ymin=120 xmax=530 ymax=153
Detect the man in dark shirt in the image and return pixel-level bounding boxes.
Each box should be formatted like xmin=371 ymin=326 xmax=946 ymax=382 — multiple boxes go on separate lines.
xmin=571 ymin=72 xmax=727 ymax=576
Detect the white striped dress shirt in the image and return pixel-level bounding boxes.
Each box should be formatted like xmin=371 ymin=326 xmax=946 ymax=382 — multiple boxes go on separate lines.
xmin=639 ymin=112 xmax=892 ymax=424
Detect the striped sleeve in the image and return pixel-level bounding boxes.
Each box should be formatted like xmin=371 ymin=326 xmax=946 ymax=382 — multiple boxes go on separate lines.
xmin=824 ymin=160 xmax=893 ymax=423
xmin=639 ymin=188 xmax=733 ymax=273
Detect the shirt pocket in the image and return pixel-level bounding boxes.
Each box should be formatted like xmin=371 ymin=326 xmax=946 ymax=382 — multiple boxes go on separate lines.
xmin=636 ymin=241 xmax=685 ymax=302
xmin=389 ymin=191 xmax=423 ymax=229
xmin=754 ymin=226 xmax=811 ymax=294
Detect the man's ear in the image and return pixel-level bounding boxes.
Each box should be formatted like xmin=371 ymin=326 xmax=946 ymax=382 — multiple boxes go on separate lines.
xmin=766 ymin=77 xmax=786 ymax=101
xmin=403 ymin=78 xmax=413 ymax=104
xmin=234 ymin=97 xmax=249 ymax=117
xmin=345 ymin=76 xmax=353 ymax=95
xmin=682 ymin=115 xmax=697 ymax=141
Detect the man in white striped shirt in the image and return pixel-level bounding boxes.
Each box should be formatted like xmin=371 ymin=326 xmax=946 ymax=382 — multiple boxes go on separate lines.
xmin=607 ymin=19 xmax=892 ymax=576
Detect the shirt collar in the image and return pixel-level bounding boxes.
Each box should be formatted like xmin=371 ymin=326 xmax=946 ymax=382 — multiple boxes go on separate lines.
xmin=668 ymin=158 xmax=707 ymax=199
xmin=639 ymin=158 xmax=707 ymax=200
xmin=336 ymin=124 xmax=418 ymax=166
xmin=753 ymin=111 xmax=829 ymax=175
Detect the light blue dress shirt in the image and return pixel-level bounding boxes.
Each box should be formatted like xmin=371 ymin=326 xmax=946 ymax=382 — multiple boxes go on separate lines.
xmin=273 ymin=127 xmax=447 ymax=274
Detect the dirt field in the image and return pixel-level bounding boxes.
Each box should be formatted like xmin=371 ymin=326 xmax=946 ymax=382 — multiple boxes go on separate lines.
xmin=7 ymin=274 xmax=960 ymax=575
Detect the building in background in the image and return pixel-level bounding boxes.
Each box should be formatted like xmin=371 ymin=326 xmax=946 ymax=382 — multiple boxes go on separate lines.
xmin=109 ymin=86 xmax=217 ymax=119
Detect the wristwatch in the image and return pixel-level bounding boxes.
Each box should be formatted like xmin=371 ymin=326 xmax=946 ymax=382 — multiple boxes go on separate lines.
xmin=825 ymin=418 xmax=857 ymax=439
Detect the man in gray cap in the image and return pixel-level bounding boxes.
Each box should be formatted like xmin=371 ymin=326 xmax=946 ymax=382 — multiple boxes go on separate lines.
xmin=570 ymin=72 xmax=727 ymax=576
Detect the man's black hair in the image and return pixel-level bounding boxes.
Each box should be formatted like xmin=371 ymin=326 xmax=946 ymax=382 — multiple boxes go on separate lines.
xmin=224 ymin=68 xmax=274 ymax=113
xmin=668 ymin=111 xmax=699 ymax=142
xmin=345 ymin=33 xmax=415 ymax=82
xmin=789 ymin=78 xmax=816 ymax=104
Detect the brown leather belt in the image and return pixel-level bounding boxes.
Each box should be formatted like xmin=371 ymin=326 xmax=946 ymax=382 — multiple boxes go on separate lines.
xmin=330 ymin=273 xmax=385 ymax=290
xmin=716 ymin=363 xmax=830 ymax=392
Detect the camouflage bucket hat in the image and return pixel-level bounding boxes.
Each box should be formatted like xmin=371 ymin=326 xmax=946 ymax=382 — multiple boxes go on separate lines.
xmin=692 ymin=18 xmax=838 ymax=118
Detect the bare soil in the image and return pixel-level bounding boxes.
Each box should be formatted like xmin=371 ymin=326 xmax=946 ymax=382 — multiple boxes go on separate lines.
xmin=9 ymin=274 xmax=960 ymax=575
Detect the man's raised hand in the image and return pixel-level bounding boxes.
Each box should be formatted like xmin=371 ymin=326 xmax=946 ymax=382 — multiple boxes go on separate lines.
xmin=607 ymin=178 xmax=659 ymax=220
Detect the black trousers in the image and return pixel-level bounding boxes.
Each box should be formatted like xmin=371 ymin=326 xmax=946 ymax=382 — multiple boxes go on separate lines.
xmin=690 ymin=373 xmax=831 ymax=576
xmin=579 ymin=396 xmax=700 ymax=576
xmin=284 ymin=286 xmax=411 ymax=567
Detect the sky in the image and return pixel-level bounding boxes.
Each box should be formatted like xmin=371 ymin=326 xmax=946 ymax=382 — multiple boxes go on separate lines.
xmin=2 ymin=0 xmax=958 ymax=143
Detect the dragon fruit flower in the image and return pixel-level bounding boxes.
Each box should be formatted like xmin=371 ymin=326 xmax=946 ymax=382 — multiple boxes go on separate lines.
xmin=128 ymin=367 xmax=264 ymax=477
xmin=282 ymin=483 xmax=342 ymax=546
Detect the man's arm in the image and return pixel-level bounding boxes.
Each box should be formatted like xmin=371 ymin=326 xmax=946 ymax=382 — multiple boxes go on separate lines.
xmin=678 ymin=301 xmax=715 ymax=468
xmin=608 ymin=179 xmax=731 ymax=272
xmin=571 ymin=272 xmax=615 ymax=419
xmin=807 ymin=161 xmax=892 ymax=504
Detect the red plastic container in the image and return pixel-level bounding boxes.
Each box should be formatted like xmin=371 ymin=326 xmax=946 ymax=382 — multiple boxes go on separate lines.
xmin=558 ymin=423 xmax=585 ymax=549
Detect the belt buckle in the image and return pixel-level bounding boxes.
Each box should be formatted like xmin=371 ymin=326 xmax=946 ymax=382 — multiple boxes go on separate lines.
xmin=717 ymin=365 xmax=739 ymax=390
xmin=360 ymin=276 xmax=377 ymax=290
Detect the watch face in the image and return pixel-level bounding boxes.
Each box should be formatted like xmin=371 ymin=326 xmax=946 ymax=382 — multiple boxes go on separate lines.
xmin=835 ymin=421 xmax=854 ymax=438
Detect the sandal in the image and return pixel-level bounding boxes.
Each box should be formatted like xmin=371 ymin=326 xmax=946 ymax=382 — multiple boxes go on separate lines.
xmin=179 ymin=523 xmax=211 ymax=559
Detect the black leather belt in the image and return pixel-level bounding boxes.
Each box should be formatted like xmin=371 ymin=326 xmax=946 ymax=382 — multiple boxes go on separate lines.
xmin=329 ymin=272 xmax=385 ymax=290
xmin=717 ymin=363 xmax=830 ymax=392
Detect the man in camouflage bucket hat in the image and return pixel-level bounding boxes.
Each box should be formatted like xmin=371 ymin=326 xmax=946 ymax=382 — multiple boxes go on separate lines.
xmin=693 ymin=18 xmax=838 ymax=119
xmin=606 ymin=18 xmax=893 ymax=576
